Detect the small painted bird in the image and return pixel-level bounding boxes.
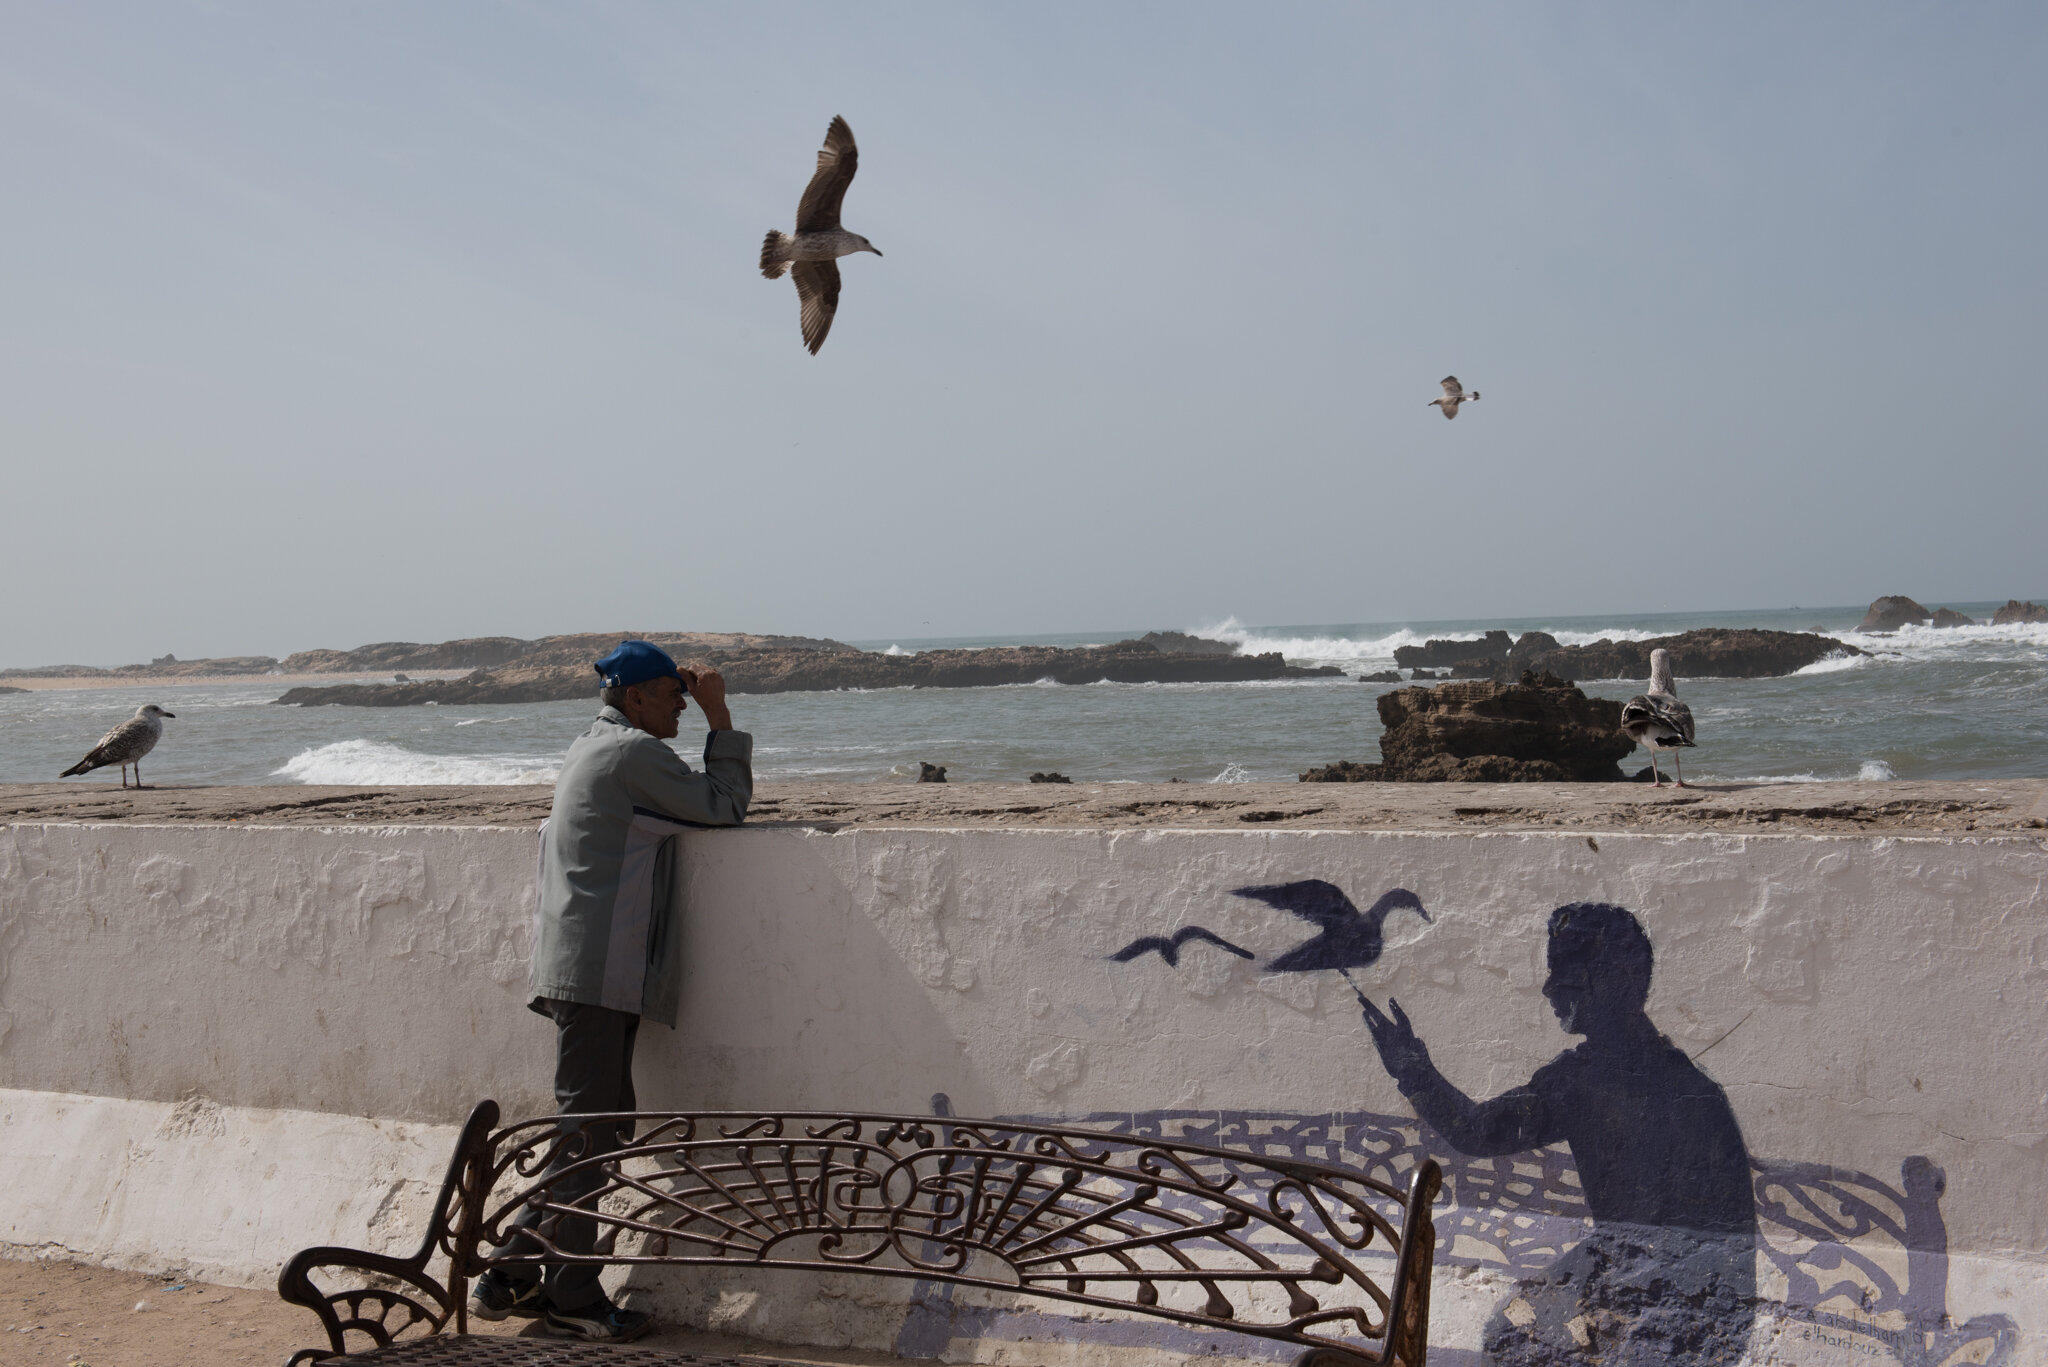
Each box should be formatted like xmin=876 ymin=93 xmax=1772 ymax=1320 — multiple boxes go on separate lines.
xmin=1429 ymin=376 xmax=1480 ymax=420
xmin=60 ymin=704 xmax=175 ymax=788
xmin=1621 ymin=647 xmax=1697 ymax=788
xmin=1232 ymin=882 xmax=1431 ymax=973
xmin=1109 ymin=926 xmax=1256 ymax=967
xmin=760 ymin=116 xmax=882 ymax=354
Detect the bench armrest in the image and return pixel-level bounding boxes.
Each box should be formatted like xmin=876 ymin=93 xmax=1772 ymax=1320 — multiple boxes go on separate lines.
xmin=277 ymin=1243 xmax=455 ymax=1362
xmin=277 ymin=1100 xmax=500 ymax=1362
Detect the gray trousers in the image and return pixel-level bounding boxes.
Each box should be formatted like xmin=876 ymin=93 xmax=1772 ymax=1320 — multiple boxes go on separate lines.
xmin=498 ymin=998 xmax=642 ymax=1310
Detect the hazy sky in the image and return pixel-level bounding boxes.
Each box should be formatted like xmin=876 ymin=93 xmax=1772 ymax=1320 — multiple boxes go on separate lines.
xmin=3 ymin=3 xmax=2043 ymax=666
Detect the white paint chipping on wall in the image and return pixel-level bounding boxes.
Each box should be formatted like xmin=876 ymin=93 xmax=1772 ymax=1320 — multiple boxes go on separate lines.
xmin=1 ymin=821 xmax=2045 ymax=1365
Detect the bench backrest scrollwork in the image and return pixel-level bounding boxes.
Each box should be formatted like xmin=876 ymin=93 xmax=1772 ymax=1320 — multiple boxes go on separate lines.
xmin=447 ymin=1105 xmax=1441 ymax=1367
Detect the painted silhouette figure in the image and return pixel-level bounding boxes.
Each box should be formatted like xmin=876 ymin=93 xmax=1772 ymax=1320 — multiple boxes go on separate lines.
xmin=1362 ymin=902 xmax=1756 ymax=1366
xmin=1233 ymin=882 xmax=1431 ymax=972
xmin=1108 ymin=926 xmax=1257 ymax=967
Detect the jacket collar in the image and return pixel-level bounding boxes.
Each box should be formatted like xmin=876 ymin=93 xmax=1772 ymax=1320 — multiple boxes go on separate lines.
xmin=597 ymin=705 xmax=635 ymax=729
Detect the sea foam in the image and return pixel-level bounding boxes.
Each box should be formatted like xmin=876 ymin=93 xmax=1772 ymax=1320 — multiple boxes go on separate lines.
xmin=276 ymin=739 xmax=560 ymax=786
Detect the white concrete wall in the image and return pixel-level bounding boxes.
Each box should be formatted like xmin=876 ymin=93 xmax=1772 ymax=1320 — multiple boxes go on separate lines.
xmin=2 ymin=821 xmax=2044 ymax=1366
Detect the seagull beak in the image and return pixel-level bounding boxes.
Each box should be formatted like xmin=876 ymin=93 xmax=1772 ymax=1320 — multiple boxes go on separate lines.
xmin=869 ymin=245 xmax=883 ymax=256
xmin=162 ymin=711 xmax=177 ymax=719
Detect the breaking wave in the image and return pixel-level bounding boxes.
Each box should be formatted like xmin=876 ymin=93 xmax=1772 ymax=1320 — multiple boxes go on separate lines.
xmin=276 ymin=739 xmax=560 ymax=786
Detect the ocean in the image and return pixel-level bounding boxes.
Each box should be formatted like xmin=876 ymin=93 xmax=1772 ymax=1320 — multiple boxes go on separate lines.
xmin=4 ymin=604 xmax=2045 ymax=788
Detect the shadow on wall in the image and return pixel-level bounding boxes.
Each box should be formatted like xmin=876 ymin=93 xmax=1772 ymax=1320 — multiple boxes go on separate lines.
xmin=954 ymin=1112 xmax=2018 ymax=1367
xmin=1047 ymin=898 xmax=2018 ymax=1367
xmin=1361 ymin=902 xmax=1755 ymax=1365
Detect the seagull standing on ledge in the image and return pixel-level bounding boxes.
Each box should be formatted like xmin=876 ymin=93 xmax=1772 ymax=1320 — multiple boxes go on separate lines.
xmin=1429 ymin=376 xmax=1480 ymax=419
xmin=60 ymin=703 xmax=175 ymax=788
xmin=761 ymin=116 xmax=882 ymax=354
xmin=1621 ymin=648 xmax=1696 ymax=787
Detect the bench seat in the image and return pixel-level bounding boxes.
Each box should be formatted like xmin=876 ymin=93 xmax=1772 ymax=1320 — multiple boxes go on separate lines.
xmin=281 ymin=1102 xmax=1440 ymax=1367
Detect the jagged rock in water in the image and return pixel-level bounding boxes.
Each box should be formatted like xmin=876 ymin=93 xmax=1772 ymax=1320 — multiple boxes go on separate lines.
xmin=1028 ymin=771 xmax=1073 ymax=784
xmin=1393 ymin=630 xmax=1512 ymax=671
xmin=1408 ymin=668 xmax=1444 ymax=680
xmin=1301 ymin=672 xmax=1634 ymax=783
xmin=1357 ymin=671 xmax=1403 ymax=683
xmin=1991 ymin=599 xmax=2048 ymax=625
xmin=1929 ymin=608 xmax=1977 ymax=628
xmin=919 ymin=763 xmax=948 ymax=783
xmin=1859 ymin=596 xmax=1932 ymax=631
xmin=1138 ymin=631 xmax=1238 ymax=657
xmin=1512 ymin=628 xmax=1858 ymax=682
xmin=1506 ymin=631 xmax=1562 ymax=676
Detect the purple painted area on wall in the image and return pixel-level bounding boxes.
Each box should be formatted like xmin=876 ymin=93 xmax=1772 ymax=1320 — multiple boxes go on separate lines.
xmin=889 ymin=1106 xmax=2017 ymax=1367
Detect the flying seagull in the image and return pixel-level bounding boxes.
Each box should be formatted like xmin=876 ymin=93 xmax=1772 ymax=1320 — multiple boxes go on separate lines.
xmin=760 ymin=116 xmax=882 ymax=354
xmin=1231 ymin=882 xmax=1431 ymax=998
xmin=1109 ymin=926 xmax=1256 ymax=968
xmin=60 ymin=704 xmax=175 ymax=788
xmin=1429 ymin=376 xmax=1480 ymax=420
xmin=1621 ymin=647 xmax=1697 ymax=788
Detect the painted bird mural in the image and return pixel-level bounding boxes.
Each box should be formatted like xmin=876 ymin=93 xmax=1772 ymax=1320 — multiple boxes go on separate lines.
xmin=1108 ymin=926 xmax=1256 ymax=967
xmin=1231 ymin=882 xmax=1431 ymax=973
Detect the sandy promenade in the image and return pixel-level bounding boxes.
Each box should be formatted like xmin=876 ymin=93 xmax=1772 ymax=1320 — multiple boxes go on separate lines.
xmin=0 ymin=1256 xmax=955 ymax=1367
xmin=4 ymin=777 xmax=2044 ymax=834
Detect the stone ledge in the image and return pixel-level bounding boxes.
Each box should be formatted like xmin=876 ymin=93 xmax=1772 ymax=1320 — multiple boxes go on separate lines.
xmin=4 ymin=778 xmax=2045 ymax=835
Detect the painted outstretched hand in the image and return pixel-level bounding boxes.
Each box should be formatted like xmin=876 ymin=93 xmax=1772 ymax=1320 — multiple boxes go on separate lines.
xmin=1360 ymin=996 xmax=1433 ymax=1088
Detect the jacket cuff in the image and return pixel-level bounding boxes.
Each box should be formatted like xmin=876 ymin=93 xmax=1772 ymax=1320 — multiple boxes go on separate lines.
xmin=704 ymin=729 xmax=753 ymax=764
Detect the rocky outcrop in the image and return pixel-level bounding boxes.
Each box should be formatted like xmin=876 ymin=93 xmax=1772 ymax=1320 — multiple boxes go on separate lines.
xmin=1512 ymin=628 xmax=1857 ymax=682
xmin=276 ymin=637 xmax=1343 ymax=706
xmin=1929 ymin=608 xmax=1977 ymax=629
xmin=1394 ymin=630 xmax=1511 ymax=671
xmin=1028 ymin=771 xmax=1073 ymax=784
xmin=1139 ymin=632 xmax=1238 ymax=657
xmin=1357 ymin=671 xmax=1402 ymax=683
xmin=0 ymin=684 xmax=25 ymax=694
xmin=1991 ymin=600 xmax=2048 ymax=626
xmin=1301 ymin=672 xmax=1635 ymax=783
xmin=1859 ymin=597 xmax=1932 ymax=631
xmin=918 ymin=763 xmax=948 ymax=783
xmin=279 ymin=631 xmax=857 ymax=675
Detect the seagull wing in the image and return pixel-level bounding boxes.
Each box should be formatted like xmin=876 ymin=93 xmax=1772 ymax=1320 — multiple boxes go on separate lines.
xmin=1231 ymin=879 xmax=1356 ymax=929
xmin=791 ymin=259 xmax=841 ymax=354
xmin=1440 ymin=376 xmax=1465 ymax=398
xmin=67 ymin=716 xmax=155 ymax=771
xmin=795 ymin=116 xmax=859 ymax=234
xmin=1622 ymin=693 xmax=1696 ymax=746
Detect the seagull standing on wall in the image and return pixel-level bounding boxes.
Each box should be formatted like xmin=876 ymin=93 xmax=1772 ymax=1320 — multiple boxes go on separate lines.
xmin=1429 ymin=376 xmax=1480 ymax=419
xmin=760 ymin=116 xmax=882 ymax=354
xmin=59 ymin=703 xmax=175 ymax=788
xmin=1621 ymin=647 xmax=1697 ymax=788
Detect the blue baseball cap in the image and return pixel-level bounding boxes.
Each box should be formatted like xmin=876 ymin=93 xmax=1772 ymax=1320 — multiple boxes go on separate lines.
xmin=594 ymin=640 xmax=682 ymax=689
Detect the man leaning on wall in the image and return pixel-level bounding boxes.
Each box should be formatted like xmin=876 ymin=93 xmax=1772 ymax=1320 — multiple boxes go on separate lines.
xmin=471 ymin=639 xmax=753 ymax=1343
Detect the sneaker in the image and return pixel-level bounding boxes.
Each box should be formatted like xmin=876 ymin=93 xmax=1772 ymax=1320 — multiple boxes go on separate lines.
xmin=543 ymin=1297 xmax=653 ymax=1343
xmin=469 ymin=1271 xmax=548 ymax=1321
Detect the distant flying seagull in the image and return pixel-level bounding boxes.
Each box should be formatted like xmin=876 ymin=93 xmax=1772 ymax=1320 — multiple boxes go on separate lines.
xmin=760 ymin=116 xmax=882 ymax=354
xmin=1429 ymin=376 xmax=1480 ymax=419
xmin=1232 ymin=882 xmax=1431 ymax=974
xmin=1621 ymin=647 xmax=1697 ymax=788
xmin=60 ymin=704 xmax=174 ymax=788
xmin=1109 ymin=926 xmax=1256 ymax=968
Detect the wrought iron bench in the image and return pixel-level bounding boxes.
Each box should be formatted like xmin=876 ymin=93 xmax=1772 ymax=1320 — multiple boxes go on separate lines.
xmin=279 ymin=1101 xmax=1442 ymax=1367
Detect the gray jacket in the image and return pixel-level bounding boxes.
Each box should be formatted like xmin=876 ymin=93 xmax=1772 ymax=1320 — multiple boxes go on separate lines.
xmin=531 ymin=707 xmax=752 ymax=1027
